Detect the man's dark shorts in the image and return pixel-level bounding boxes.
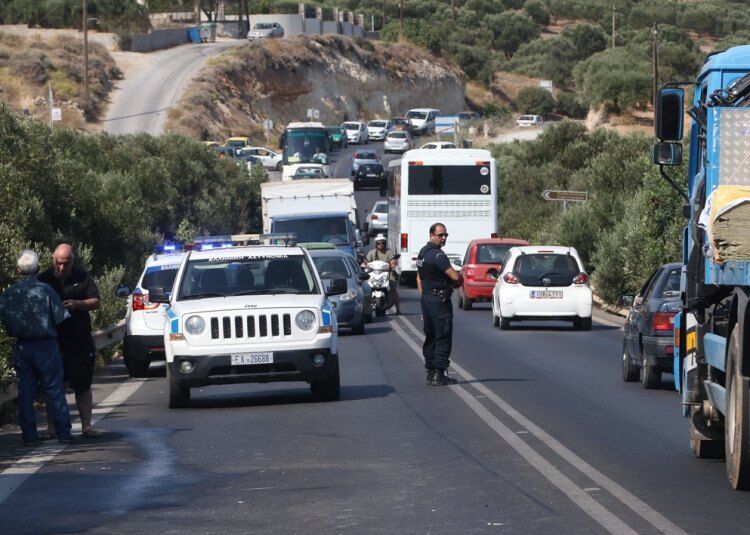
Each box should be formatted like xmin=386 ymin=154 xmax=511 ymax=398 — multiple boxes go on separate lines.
xmin=61 ymin=341 xmax=95 ymax=393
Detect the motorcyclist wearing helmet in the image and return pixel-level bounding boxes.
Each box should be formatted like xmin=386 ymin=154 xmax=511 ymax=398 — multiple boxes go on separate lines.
xmin=366 ymin=234 xmax=401 ymax=315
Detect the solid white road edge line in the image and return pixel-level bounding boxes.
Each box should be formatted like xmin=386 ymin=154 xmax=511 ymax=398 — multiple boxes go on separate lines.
xmin=0 ymin=378 xmax=146 ymax=505
xmin=393 ymin=315 xmax=686 ymax=535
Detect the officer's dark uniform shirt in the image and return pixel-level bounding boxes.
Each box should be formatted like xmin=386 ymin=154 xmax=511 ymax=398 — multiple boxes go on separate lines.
xmin=417 ymin=242 xmax=452 ymax=292
xmin=38 ymin=267 xmax=100 ymax=349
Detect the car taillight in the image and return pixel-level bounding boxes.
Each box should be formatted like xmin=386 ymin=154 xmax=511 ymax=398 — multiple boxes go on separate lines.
xmin=401 ymin=233 xmax=408 ymax=250
xmin=503 ymin=273 xmax=519 ymax=284
xmin=652 ymin=312 xmax=676 ymax=332
xmin=371 ymin=214 xmax=379 ymax=221
xmin=665 ymin=345 xmax=674 ymax=355
xmin=132 ymin=293 xmax=148 ymax=311
xmin=573 ymin=272 xmax=589 ymax=285
xmin=463 ymin=264 xmax=475 ymax=278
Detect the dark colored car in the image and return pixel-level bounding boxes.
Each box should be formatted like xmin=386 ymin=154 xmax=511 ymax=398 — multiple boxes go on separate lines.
xmin=309 ymin=249 xmax=371 ymax=334
xmin=353 ymin=163 xmax=385 ymax=191
xmin=457 ymin=238 xmax=529 ymax=310
xmin=326 ymin=126 xmax=348 ymax=148
xmin=391 ymin=117 xmax=414 ymax=133
xmin=620 ymin=263 xmax=681 ymax=389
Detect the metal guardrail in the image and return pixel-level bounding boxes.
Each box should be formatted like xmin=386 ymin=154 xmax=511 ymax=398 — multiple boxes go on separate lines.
xmin=92 ymin=319 xmax=126 ymax=351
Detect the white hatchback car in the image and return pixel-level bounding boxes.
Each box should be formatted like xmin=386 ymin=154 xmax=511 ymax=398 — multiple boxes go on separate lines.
xmin=119 ymin=248 xmax=187 ymax=377
xmin=342 ymin=121 xmax=369 ymax=144
xmin=516 ymin=115 xmax=544 ymax=127
xmin=383 ymin=131 xmax=412 ymax=153
xmin=244 ymin=147 xmax=282 ymax=170
xmin=491 ymin=246 xmax=592 ymax=330
xmin=367 ymin=120 xmax=393 ymax=141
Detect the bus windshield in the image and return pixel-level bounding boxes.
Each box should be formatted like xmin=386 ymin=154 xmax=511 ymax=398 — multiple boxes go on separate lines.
xmin=283 ymin=130 xmax=329 ymax=165
xmin=408 ymin=165 xmax=491 ymax=195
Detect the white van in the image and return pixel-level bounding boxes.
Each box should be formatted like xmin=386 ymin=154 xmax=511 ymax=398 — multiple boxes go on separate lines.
xmin=405 ymin=108 xmax=440 ymax=135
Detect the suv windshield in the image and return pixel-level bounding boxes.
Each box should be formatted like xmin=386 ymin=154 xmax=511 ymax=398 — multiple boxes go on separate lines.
xmin=274 ymin=217 xmax=352 ymax=245
xmin=142 ymin=267 xmax=179 ymax=292
xmin=406 ymin=111 xmax=427 ymax=120
xmin=178 ymin=255 xmax=318 ymax=298
xmin=312 ymin=256 xmax=352 ymax=280
xmin=476 ymin=244 xmax=512 ymax=264
xmin=342 ymin=123 xmax=359 ymax=130
xmin=513 ymin=253 xmax=580 ymax=287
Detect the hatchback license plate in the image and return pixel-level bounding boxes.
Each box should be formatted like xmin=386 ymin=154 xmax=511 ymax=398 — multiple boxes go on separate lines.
xmin=231 ymin=352 xmax=273 ymax=365
xmin=531 ymin=291 xmax=563 ymax=299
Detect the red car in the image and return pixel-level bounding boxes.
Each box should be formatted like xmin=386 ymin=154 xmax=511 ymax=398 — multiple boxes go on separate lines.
xmin=458 ymin=238 xmax=529 ymax=310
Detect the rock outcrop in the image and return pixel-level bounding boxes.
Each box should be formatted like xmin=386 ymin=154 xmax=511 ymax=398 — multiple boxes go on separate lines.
xmin=167 ymin=35 xmax=466 ymax=141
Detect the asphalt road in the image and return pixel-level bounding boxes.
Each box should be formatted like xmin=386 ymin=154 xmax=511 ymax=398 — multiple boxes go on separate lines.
xmin=103 ymin=41 xmax=242 ymax=136
xmin=3 ymin=293 xmax=750 ymax=533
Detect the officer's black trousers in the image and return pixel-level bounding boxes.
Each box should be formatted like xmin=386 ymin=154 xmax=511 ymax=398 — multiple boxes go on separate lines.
xmin=420 ymin=294 xmax=453 ymax=370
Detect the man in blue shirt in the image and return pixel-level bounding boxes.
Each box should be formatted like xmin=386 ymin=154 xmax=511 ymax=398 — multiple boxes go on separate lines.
xmin=0 ymin=250 xmax=76 ymax=446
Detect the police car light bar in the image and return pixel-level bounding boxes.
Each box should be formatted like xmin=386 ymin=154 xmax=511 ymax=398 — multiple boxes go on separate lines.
xmin=153 ymin=242 xmax=186 ymax=256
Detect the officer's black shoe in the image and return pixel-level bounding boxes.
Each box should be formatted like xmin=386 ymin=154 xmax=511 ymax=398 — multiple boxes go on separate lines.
xmin=426 ymin=368 xmax=435 ymax=385
xmin=432 ymin=369 xmax=457 ymax=386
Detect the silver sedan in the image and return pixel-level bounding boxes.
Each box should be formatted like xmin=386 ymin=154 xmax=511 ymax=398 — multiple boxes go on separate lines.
xmin=248 ymin=22 xmax=284 ymax=40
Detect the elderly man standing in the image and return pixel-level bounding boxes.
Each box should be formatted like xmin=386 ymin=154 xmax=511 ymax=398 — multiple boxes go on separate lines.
xmin=0 ymin=250 xmax=75 ymax=445
xmin=39 ymin=244 xmax=100 ymax=437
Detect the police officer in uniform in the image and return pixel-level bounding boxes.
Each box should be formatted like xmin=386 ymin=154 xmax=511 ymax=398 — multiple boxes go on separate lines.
xmin=417 ymin=223 xmax=462 ymax=386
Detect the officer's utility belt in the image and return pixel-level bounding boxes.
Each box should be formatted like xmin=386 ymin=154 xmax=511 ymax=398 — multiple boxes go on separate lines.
xmin=423 ymin=288 xmax=452 ymax=299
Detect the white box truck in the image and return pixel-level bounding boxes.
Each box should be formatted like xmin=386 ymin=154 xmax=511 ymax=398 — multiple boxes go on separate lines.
xmin=261 ymin=179 xmax=361 ymax=258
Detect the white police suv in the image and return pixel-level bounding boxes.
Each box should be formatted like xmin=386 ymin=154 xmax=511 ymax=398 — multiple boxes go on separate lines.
xmin=119 ymin=246 xmax=186 ymax=377
xmin=148 ymin=241 xmax=344 ymax=408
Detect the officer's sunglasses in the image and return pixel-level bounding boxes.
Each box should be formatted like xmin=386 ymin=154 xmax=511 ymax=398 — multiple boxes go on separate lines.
xmin=434 ymin=232 xmax=449 ymax=238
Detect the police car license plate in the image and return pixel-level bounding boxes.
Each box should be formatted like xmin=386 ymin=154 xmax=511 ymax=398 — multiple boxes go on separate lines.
xmin=367 ymin=174 xmax=377 ymax=177
xmin=230 ymin=352 xmax=273 ymax=365
xmin=531 ymin=291 xmax=563 ymax=299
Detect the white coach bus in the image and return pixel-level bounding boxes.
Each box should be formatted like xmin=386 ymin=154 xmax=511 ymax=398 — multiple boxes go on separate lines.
xmin=387 ymin=149 xmax=498 ymax=286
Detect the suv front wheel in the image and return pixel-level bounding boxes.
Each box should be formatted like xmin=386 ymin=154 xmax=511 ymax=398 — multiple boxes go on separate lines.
xmin=311 ymin=360 xmax=341 ymax=401
xmin=167 ymin=365 xmax=190 ymax=408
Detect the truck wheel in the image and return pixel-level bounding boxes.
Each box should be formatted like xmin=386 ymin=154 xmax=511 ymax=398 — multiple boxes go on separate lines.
xmin=462 ymin=296 xmax=473 ymax=311
xmin=642 ymin=355 xmax=661 ymax=389
xmin=621 ymin=344 xmax=639 ymax=382
xmin=167 ymin=366 xmax=190 ymax=409
xmin=311 ymin=361 xmax=340 ymax=401
xmin=726 ymin=325 xmax=750 ymax=489
xmin=493 ymin=314 xmax=499 ymax=327
xmin=690 ymin=406 xmax=725 ymax=459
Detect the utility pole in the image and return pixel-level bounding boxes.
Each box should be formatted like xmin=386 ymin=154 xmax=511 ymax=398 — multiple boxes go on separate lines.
xmin=48 ymin=83 xmax=53 ymax=128
xmin=399 ymin=0 xmax=403 ymax=33
xmin=83 ymin=0 xmax=89 ymax=104
xmin=652 ymin=21 xmax=660 ymax=107
xmin=611 ymin=3 xmax=616 ymax=48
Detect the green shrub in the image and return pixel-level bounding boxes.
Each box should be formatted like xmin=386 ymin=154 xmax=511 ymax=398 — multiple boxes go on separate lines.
xmin=555 ymin=92 xmax=588 ymax=119
xmin=514 ymin=86 xmax=555 ymax=116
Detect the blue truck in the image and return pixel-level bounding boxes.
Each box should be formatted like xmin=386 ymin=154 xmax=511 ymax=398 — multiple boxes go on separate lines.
xmin=654 ymin=45 xmax=750 ymax=489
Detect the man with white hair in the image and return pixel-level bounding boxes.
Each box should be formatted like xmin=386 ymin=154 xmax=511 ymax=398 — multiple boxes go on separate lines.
xmin=0 ymin=250 xmax=75 ymax=446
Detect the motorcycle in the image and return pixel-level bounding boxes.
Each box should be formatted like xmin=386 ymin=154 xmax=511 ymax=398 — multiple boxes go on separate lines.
xmin=366 ymin=260 xmax=391 ymax=317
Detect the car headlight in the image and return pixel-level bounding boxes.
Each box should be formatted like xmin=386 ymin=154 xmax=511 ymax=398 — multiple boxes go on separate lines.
xmin=296 ymin=310 xmax=316 ymax=331
xmin=339 ymin=289 xmax=358 ymax=302
xmin=184 ymin=315 xmax=205 ymax=335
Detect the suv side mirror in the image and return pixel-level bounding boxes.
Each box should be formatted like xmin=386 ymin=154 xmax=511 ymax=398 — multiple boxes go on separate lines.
xmin=115 ymin=285 xmax=131 ymax=298
xmin=148 ymin=286 xmax=170 ymax=304
xmin=616 ymin=295 xmax=634 ymax=308
xmin=653 ymin=142 xmax=682 ymax=166
xmin=655 ymin=87 xmax=684 ymax=141
xmin=326 ymin=278 xmax=348 ymax=296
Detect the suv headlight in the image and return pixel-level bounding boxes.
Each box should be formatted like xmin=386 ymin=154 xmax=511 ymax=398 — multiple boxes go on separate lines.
xmin=296 ymin=310 xmax=316 ymax=331
xmin=184 ymin=315 xmax=205 ymax=335
xmin=339 ymin=289 xmax=358 ymax=302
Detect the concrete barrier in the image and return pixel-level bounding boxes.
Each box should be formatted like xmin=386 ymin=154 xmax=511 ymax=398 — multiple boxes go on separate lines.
xmin=322 ymin=21 xmax=340 ymax=34
xmin=353 ymin=26 xmax=364 ymax=38
xmin=130 ymin=28 xmax=189 ymax=53
xmin=304 ymin=18 xmax=322 ymax=35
